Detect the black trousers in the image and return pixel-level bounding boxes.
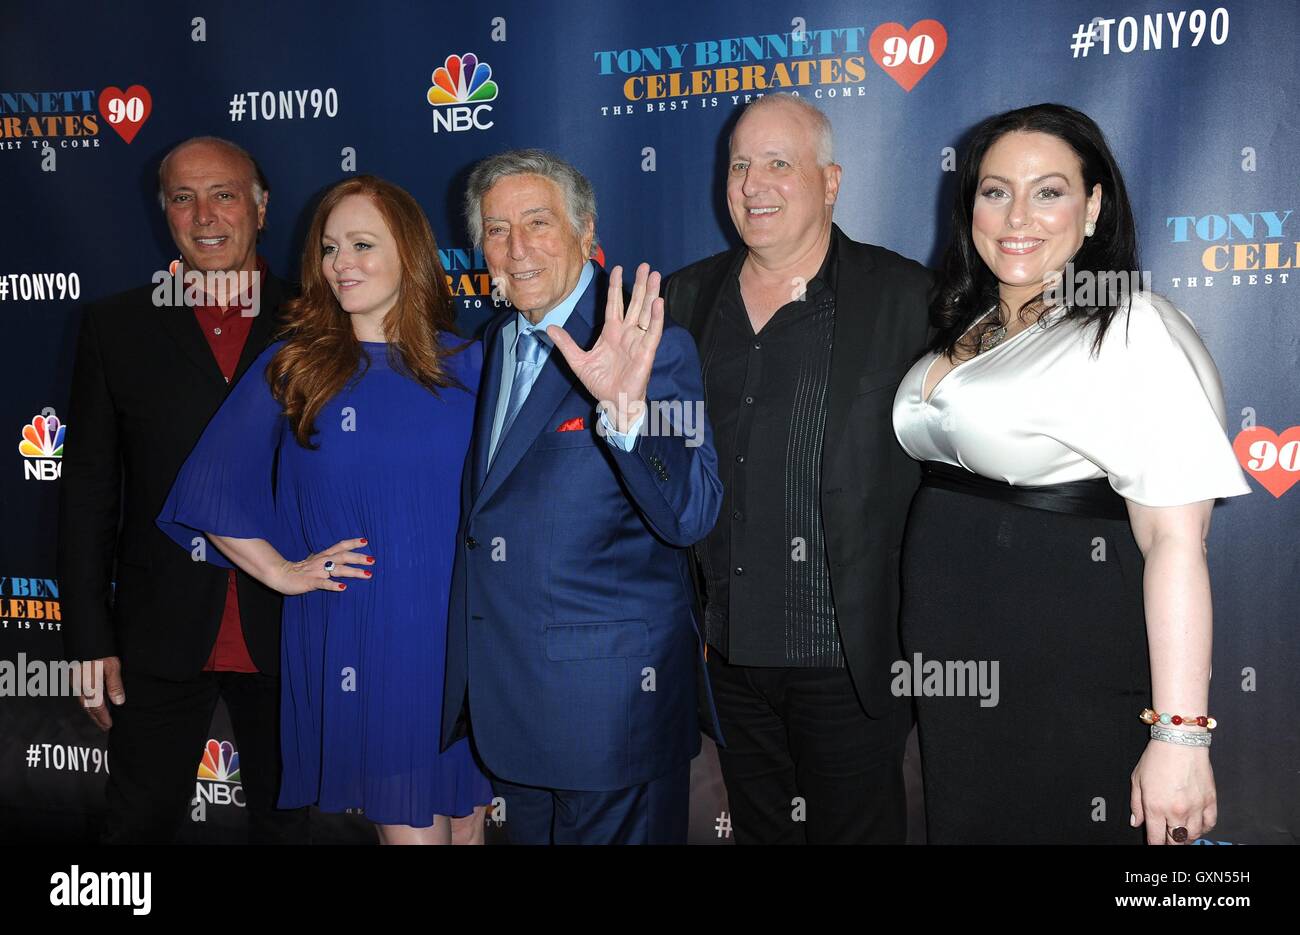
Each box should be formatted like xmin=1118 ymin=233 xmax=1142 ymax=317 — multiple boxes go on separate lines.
xmin=103 ymin=667 xmax=309 ymax=844
xmin=901 ymin=485 xmax=1149 ymax=844
xmin=707 ymin=650 xmax=909 ymax=844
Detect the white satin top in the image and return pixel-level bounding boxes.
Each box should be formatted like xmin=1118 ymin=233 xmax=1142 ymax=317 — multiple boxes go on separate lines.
xmin=892 ymin=292 xmax=1252 ymax=507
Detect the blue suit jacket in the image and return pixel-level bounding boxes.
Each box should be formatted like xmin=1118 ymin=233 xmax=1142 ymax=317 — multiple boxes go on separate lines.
xmin=441 ymin=265 xmax=724 ymax=792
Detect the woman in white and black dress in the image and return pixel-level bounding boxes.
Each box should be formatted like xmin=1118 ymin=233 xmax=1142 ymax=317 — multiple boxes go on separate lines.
xmin=892 ymin=104 xmax=1250 ymax=844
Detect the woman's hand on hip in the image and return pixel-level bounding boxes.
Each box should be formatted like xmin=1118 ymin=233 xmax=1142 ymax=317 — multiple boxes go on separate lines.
xmin=272 ymin=537 xmax=373 ymax=595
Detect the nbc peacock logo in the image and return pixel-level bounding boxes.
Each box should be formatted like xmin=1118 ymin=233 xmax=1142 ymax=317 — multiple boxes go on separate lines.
xmin=426 ymin=52 xmax=498 ymax=133
xmin=194 ymin=739 xmax=245 ymax=808
xmin=19 ymin=411 xmax=64 ymax=482
xmin=198 ymin=739 xmax=240 ymax=783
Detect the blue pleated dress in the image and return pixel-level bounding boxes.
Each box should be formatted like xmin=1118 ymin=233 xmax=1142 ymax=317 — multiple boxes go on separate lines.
xmin=157 ymin=335 xmax=492 ymax=826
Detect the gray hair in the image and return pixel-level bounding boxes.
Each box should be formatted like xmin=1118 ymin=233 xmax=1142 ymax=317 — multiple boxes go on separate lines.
xmin=465 ymin=148 xmax=598 ymax=251
xmin=732 ymin=93 xmax=835 ymax=167
xmin=157 ymin=136 xmax=268 ymax=210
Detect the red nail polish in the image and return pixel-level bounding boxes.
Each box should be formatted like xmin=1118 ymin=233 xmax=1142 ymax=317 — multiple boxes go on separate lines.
xmin=359 ymin=538 xmax=368 ymax=545
xmin=363 ymin=570 xmax=372 ymax=577
xmin=366 ymin=556 xmax=375 ymax=564
xmin=339 ymin=584 xmax=347 ymax=590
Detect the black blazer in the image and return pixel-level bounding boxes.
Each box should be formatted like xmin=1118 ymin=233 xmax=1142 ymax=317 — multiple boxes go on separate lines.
xmin=57 ymin=272 xmax=292 ymax=680
xmin=664 ymin=225 xmax=932 ymax=717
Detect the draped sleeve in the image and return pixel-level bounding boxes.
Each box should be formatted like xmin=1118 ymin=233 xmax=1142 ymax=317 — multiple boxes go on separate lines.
xmin=156 ymin=342 xmax=292 ymax=568
xmin=1067 ymin=293 xmax=1251 ymax=507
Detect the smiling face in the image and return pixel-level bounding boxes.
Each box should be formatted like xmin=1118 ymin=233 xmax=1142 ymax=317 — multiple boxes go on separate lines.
xmin=320 ymin=193 xmax=402 ymax=331
xmin=162 ymin=141 xmax=265 ymax=273
xmin=726 ymin=100 xmax=840 ymax=261
xmin=971 ymin=130 xmax=1102 ymax=310
xmin=480 ymin=173 xmax=593 ymax=323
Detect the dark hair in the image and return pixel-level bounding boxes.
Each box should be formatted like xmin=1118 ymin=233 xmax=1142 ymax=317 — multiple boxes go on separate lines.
xmin=270 ymin=175 xmax=460 ymax=448
xmin=930 ymin=103 xmax=1138 ymax=358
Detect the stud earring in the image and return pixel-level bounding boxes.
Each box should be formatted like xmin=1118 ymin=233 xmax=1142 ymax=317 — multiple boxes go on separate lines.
xmin=1084 ymin=221 xmax=1096 ymax=237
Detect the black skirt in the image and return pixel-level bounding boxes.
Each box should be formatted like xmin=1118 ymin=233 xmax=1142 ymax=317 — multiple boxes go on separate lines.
xmin=900 ymin=463 xmax=1150 ymax=844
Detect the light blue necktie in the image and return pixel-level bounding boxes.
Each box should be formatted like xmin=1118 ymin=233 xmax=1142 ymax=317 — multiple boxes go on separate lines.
xmin=497 ymin=326 xmax=547 ymax=455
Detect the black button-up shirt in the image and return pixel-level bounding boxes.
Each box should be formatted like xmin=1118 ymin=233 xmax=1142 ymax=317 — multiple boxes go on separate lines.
xmin=698 ymin=238 xmax=843 ymax=667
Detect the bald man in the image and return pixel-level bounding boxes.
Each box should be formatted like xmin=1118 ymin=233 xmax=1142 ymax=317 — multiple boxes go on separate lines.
xmin=666 ymin=95 xmax=932 ymax=844
xmin=59 ymin=137 xmax=308 ymax=843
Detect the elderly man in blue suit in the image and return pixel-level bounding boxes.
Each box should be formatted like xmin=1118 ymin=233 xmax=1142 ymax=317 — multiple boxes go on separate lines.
xmin=441 ymin=149 xmax=723 ymax=844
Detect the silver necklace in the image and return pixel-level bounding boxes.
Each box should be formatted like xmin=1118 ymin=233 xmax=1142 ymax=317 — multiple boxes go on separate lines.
xmin=977 ymin=312 xmax=1007 ymax=354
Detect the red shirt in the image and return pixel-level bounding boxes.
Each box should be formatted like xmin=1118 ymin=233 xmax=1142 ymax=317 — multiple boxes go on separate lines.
xmin=191 ymin=258 xmax=268 ymax=673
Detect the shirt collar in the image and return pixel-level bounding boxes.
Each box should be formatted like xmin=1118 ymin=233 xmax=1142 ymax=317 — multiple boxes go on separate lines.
xmin=191 ymin=256 xmax=269 ymax=315
xmin=513 ymin=261 xmax=595 ymax=345
xmin=729 ymin=230 xmax=839 ymax=298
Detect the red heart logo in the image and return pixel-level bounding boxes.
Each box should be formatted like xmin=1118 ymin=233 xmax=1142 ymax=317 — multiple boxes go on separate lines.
xmin=869 ymin=20 xmax=948 ymax=91
xmin=97 ymin=85 xmax=153 ymax=144
xmin=1232 ymin=425 xmax=1300 ymax=498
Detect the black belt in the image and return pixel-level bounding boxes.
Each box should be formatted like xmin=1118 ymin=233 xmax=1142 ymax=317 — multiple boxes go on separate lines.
xmin=920 ymin=461 xmax=1128 ymax=520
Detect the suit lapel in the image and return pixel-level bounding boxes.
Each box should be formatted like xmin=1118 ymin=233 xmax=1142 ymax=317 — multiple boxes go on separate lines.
xmin=471 ymin=314 xmax=508 ymax=496
xmin=821 ymin=226 xmax=877 ymax=483
xmin=229 ymin=272 xmax=287 ymax=386
xmin=156 ymin=272 xmax=226 ymax=386
xmin=688 ymin=248 xmax=738 ymax=360
xmin=473 ymin=273 xmax=600 ymax=513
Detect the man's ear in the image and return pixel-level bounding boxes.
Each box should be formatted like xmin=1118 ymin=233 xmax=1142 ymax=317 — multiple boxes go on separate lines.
xmin=824 ymin=163 xmax=843 ymax=207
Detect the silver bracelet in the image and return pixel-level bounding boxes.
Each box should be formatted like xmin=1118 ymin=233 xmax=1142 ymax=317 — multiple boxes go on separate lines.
xmin=1151 ymin=724 xmax=1212 ymax=747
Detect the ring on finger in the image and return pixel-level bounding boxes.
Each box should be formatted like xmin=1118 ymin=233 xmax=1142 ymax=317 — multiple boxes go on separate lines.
xmin=1168 ymin=825 xmax=1189 ymax=843
xmin=323 ymin=560 xmax=335 ymax=577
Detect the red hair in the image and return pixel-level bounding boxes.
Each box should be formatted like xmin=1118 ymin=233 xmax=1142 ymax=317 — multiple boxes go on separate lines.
xmin=269 ymin=175 xmax=460 ymax=448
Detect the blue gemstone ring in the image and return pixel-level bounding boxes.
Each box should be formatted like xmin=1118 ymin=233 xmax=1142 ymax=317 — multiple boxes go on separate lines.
xmin=323 ymin=560 xmax=335 ymax=576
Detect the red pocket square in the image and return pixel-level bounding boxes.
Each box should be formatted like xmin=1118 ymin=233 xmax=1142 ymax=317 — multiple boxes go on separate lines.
xmin=557 ymin=417 xmax=585 ymax=432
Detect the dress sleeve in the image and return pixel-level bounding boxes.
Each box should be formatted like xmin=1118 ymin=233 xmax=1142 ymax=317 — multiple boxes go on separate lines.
xmin=1066 ymin=294 xmax=1251 ymax=507
xmin=155 ymin=342 xmax=289 ymax=568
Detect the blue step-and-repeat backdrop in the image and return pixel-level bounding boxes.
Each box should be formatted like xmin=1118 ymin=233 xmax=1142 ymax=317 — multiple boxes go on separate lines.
xmin=2 ymin=0 xmax=1296 ymax=844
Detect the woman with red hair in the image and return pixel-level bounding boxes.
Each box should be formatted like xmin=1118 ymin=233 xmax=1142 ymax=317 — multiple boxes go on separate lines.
xmin=159 ymin=176 xmax=491 ymax=843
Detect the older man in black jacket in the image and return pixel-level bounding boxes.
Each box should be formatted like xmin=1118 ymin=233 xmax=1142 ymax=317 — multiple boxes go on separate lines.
xmin=665 ymin=95 xmax=931 ymax=844
xmin=58 ymin=136 xmax=306 ymax=843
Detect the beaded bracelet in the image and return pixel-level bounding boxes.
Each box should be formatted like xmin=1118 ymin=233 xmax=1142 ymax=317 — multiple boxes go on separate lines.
xmin=1140 ymin=708 xmax=1217 ymax=729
